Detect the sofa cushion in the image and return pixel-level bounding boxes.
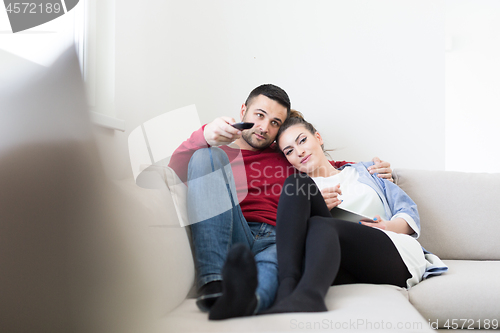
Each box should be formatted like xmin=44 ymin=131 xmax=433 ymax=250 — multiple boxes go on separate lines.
xmin=393 ymin=169 xmax=500 ymax=260
xmin=156 ymin=284 xmax=432 ymax=332
xmin=113 ymin=178 xmax=196 ymax=311
xmin=408 ymin=260 xmax=500 ymax=329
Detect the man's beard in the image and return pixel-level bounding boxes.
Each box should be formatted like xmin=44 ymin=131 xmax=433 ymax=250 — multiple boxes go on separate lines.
xmin=241 ymin=130 xmax=273 ymax=150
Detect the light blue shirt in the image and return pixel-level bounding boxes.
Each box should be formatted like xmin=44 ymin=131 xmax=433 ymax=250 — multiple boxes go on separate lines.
xmin=340 ymin=162 xmax=448 ymax=278
xmin=341 ymin=162 xmax=420 ymax=238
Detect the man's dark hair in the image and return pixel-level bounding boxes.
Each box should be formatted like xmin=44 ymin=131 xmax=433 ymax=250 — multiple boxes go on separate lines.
xmin=245 ymin=84 xmax=291 ymax=118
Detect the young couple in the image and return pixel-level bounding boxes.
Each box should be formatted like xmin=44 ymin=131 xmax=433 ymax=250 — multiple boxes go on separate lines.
xmin=168 ymin=84 xmax=446 ymax=320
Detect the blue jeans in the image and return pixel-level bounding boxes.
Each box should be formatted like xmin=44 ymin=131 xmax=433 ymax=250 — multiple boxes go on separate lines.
xmin=187 ymin=147 xmax=278 ymax=313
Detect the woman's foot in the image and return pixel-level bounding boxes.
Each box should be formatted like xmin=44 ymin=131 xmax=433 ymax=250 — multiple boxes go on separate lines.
xmin=272 ymin=276 xmax=299 ymax=305
xmin=265 ymin=289 xmax=327 ymax=314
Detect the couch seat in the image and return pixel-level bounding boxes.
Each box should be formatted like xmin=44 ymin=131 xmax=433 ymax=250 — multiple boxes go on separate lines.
xmin=156 ymin=284 xmax=431 ymax=333
xmin=408 ymin=260 xmax=500 ymax=329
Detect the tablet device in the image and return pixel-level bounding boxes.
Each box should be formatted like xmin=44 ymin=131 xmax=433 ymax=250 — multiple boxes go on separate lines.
xmin=330 ymin=206 xmax=373 ymax=223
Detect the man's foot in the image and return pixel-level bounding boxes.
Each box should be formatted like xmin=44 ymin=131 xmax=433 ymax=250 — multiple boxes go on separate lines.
xmin=195 ymin=281 xmax=223 ymax=312
xmin=209 ymin=243 xmax=258 ymax=320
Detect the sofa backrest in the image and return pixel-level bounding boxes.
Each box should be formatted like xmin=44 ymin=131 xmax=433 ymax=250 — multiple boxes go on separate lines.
xmin=394 ymin=168 xmax=500 ymax=260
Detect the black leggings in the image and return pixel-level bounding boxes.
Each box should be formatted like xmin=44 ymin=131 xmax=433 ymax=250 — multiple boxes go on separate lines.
xmin=274 ymin=173 xmax=411 ymax=305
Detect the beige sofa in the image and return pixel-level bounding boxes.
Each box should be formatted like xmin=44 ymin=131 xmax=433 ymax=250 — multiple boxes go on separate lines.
xmin=2 ymin=49 xmax=500 ymax=333
xmin=146 ymin=167 xmax=500 ymax=332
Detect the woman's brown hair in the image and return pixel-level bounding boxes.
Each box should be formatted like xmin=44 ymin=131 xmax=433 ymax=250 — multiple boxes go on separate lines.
xmin=276 ymin=109 xmax=329 ymax=154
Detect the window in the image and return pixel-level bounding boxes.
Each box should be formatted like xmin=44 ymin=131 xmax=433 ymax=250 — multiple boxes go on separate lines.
xmin=0 ymin=0 xmax=84 ymax=68
xmin=1 ymin=0 xmax=124 ymax=131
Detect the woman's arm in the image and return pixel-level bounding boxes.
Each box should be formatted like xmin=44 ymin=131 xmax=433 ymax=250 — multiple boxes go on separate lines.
xmin=385 ymin=217 xmax=413 ymax=234
xmin=354 ymin=162 xmax=420 ymax=237
xmin=361 ymin=216 xmax=413 ymax=235
xmin=335 ymin=158 xmax=394 ymax=182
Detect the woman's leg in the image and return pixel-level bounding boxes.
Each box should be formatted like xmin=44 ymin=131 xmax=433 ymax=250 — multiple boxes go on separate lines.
xmin=332 ymin=219 xmax=412 ymax=287
xmin=272 ymin=173 xmax=333 ymax=304
xmin=271 ymin=173 xmax=411 ymax=313
xmin=268 ymin=216 xmax=412 ymax=313
xmin=267 ymin=215 xmax=341 ymax=313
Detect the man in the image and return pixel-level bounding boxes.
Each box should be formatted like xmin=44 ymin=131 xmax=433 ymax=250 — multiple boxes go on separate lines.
xmin=168 ymin=84 xmax=392 ymax=320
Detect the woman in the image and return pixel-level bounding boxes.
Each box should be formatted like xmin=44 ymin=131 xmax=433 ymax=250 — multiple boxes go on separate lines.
xmin=266 ymin=110 xmax=447 ymax=314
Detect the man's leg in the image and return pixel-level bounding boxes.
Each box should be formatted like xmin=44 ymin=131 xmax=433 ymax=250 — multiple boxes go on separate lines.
xmin=187 ymin=147 xmax=254 ymax=311
xmin=209 ymin=222 xmax=279 ymax=319
xmin=249 ymin=222 xmax=279 ymax=313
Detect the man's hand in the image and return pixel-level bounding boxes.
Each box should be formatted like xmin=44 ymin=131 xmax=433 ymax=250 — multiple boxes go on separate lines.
xmin=368 ymin=157 xmax=394 ymax=182
xmin=321 ymin=184 xmax=342 ymax=210
xmin=203 ymin=117 xmax=242 ymax=146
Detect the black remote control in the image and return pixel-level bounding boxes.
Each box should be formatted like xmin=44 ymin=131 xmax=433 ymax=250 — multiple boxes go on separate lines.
xmin=231 ymin=122 xmax=254 ymax=130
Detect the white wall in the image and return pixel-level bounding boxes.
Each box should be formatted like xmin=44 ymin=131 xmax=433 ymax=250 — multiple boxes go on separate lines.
xmin=96 ymin=0 xmax=446 ymax=180
xmin=445 ymin=0 xmax=500 ymax=173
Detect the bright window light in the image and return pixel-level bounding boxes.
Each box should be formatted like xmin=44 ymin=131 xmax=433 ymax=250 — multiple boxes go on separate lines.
xmin=0 ymin=1 xmax=85 ymax=68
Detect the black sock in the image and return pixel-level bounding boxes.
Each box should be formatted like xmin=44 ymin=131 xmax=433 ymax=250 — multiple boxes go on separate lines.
xmin=199 ymin=280 xmax=222 ymax=296
xmin=265 ymin=289 xmax=327 ymax=314
xmin=272 ymin=276 xmax=299 ymax=305
xmin=209 ymin=243 xmax=258 ymax=320
xmin=196 ymin=280 xmax=223 ymax=312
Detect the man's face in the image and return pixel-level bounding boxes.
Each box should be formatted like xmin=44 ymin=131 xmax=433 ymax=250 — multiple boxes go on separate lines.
xmin=238 ymin=95 xmax=288 ymax=151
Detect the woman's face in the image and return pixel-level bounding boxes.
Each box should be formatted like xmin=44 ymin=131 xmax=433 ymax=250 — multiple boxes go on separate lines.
xmin=278 ymin=124 xmax=326 ymax=175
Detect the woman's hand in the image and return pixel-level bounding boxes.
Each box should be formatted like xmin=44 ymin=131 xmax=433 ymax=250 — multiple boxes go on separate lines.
xmin=321 ymin=184 xmax=342 ymax=210
xmin=360 ymin=216 xmax=413 ymax=235
xmin=360 ymin=215 xmax=388 ymax=230
xmin=368 ymin=157 xmax=394 ymax=183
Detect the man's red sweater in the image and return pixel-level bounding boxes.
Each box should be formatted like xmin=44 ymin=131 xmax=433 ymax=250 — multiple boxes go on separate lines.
xmin=168 ymin=126 xmax=348 ymax=226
